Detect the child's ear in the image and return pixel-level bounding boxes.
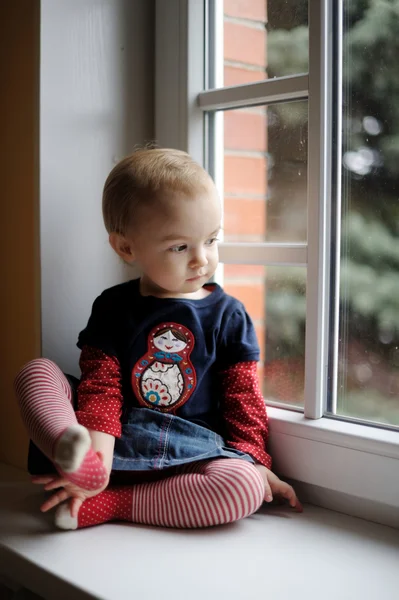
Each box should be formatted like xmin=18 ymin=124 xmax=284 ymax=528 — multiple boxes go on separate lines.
xmin=109 ymin=233 xmax=136 ymax=263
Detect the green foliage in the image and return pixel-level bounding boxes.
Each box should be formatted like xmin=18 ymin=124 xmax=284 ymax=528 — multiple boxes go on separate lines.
xmin=267 ymin=26 xmax=309 ymax=77
xmin=263 ymin=2 xmax=399 ymax=425
xmin=265 ymin=1 xmax=399 ymax=368
xmin=343 ymin=0 xmax=399 ymax=183
xmin=265 ymin=268 xmax=306 ymax=359
xmin=342 ymin=212 xmax=399 ymax=271
xmin=337 ymin=388 xmax=399 ymax=425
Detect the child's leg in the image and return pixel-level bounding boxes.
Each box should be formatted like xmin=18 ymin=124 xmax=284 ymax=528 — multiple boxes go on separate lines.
xmin=55 ymin=458 xmax=265 ymax=530
xmin=14 ymin=358 xmax=108 ymax=490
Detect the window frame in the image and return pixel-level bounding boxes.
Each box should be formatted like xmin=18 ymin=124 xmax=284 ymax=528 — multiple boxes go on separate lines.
xmin=155 ymin=0 xmax=399 ymax=524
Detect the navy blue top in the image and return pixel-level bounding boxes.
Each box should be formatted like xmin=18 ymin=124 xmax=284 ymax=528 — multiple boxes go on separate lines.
xmin=77 ymin=278 xmax=259 ymax=435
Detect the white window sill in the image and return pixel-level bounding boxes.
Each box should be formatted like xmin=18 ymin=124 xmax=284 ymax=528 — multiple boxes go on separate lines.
xmin=268 ymin=407 xmax=399 ymax=527
xmin=1 ymin=463 xmax=398 ymax=600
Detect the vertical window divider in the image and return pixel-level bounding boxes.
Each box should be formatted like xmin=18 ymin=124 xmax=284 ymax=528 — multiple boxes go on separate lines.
xmin=304 ymin=0 xmax=332 ymax=419
xmin=329 ymin=0 xmax=343 ymax=416
xmin=155 ymin=0 xmax=205 ymax=165
xmin=205 ymin=0 xmax=225 ymax=285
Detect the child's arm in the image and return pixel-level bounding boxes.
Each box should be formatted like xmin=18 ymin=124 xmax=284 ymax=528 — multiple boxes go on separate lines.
xmin=76 ymin=344 xmax=123 ymax=476
xmin=75 ymin=346 xmax=123 ymax=440
xmin=88 ymin=429 xmax=115 ymax=475
xmin=219 ymin=361 xmax=272 ymax=468
xmin=220 ymin=360 xmax=302 ymax=511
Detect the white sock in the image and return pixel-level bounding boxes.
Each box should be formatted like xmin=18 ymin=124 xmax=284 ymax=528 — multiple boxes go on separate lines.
xmin=55 ymin=504 xmax=78 ymax=530
xmin=53 ymin=424 xmax=91 ymax=473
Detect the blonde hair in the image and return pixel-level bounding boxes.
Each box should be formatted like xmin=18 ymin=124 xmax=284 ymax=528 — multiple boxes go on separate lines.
xmin=102 ymin=147 xmax=214 ymax=235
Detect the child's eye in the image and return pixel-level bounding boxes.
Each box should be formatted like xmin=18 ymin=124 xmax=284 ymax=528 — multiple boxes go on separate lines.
xmin=205 ymin=237 xmax=219 ymax=246
xmin=169 ymin=244 xmax=188 ymax=253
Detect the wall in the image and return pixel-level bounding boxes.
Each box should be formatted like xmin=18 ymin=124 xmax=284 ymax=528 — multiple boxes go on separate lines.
xmin=40 ymin=0 xmax=154 ymax=377
xmin=0 ymin=1 xmax=41 ymax=469
xmin=0 ymin=0 xmax=154 ymax=469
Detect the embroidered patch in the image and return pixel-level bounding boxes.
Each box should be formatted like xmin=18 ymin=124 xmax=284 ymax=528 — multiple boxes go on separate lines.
xmin=132 ymin=323 xmax=196 ymax=412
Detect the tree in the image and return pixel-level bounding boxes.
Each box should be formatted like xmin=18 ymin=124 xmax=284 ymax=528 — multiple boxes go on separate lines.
xmin=265 ymin=1 xmax=399 ymax=423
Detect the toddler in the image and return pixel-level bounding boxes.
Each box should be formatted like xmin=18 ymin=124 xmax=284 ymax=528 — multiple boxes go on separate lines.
xmin=15 ymin=148 xmax=302 ymax=530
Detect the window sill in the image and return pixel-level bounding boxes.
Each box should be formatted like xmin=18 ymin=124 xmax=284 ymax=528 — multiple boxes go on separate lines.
xmin=1 ymin=463 xmax=398 ymax=600
xmin=268 ymin=407 xmax=399 ymax=527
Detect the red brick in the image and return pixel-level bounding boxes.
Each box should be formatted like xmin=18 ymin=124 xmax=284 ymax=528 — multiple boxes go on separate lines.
xmin=222 ymin=277 xmax=266 ymax=359
xmin=224 ymin=22 xmax=266 ymax=68
xmin=224 ymin=65 xmax=266 ymax=86
xmin=224 ymin=155 xmax=267 ymax=195
xmin=263 ymin=358 xmax=305 ymax=403
xmin=223 ymin=282 xmax=264 ymax=320
xmin=223 ymin=197 xmax=266 ymax=237
xmin=224 ymin=0 xmax=267 ymax=22
xmin=224 ymin=110 xmax=267 ymax=152
xmin=223 ymin=264 xmax=265 ymax=278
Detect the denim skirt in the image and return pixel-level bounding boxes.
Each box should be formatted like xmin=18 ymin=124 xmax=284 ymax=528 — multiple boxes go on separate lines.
xmin=112 ymin=407 xmax=254 ymax=471
xmin=27 ymin=374 xmax=253 ymax=475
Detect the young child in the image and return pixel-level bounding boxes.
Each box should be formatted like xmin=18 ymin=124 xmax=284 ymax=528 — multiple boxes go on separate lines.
xmin=14 ymin=148 xmax=302 ymax=530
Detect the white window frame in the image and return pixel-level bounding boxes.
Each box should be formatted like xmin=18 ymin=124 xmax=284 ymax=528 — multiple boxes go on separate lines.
xmin=155 ymin=0 xmax=399 ymax=526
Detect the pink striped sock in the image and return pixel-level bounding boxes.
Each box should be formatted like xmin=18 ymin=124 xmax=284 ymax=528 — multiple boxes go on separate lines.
xmin=14 ymin=358 xmax=108 ymax=491
xmin=55 ymin=458 xmax=265 ymax=530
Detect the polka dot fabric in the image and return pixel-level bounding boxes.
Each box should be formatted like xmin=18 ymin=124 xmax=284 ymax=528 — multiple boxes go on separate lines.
xmin=75 ymin=346 xmax=123 ymax=438
xmin=76 ymin=458 xmax=265 ymax=530
xmin=57 ymin=446 xmax=108 ymax=490
xmin=220 ymin=361 xmax=272 ymax=469
xmin=78 ymin=487 xmax=133 ymax=528
xmin=14 ymin=358 xmax=108 ymax=490
xmin=77 ymin=351 xmax=271 ymax=469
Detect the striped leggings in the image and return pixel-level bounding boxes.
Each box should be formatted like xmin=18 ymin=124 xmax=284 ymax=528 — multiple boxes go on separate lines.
xmin=14 ymin=358 xmax=265 ymax=529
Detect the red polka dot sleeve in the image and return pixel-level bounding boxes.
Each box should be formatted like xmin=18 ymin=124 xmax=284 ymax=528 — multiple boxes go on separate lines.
xmin=220 ymin=361 xmax=272 ymax=469
xmin=75 ymin=345 xmax=123 ymax=438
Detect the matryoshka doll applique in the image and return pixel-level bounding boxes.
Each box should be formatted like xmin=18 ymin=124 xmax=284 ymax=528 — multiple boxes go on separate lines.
xmin=132 ymin=323 xmax=196 ymax=412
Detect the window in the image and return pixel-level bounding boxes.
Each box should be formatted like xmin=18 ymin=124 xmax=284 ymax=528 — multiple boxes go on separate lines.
xmin=330 ymin=2 xmax=399 ymax=428
xmin=202 ymin=0 xmax=320 ymax=418
xmin=155 ymin=0 xmax=399 ymax=523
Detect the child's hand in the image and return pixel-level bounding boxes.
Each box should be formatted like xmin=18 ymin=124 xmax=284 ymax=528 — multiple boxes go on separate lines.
xmin=31 ymin=458 xmax=109 ymax=518
xmin=255 ymin=464 xmax=303 ymax=512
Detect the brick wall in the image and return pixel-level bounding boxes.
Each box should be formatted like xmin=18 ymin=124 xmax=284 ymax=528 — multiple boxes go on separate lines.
xmin=223 ymin=0 xmax=267 ymax=376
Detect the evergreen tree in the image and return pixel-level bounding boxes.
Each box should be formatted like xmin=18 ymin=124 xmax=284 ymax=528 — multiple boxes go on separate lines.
xmin=266 ymin=1 xmax=399 ymax=422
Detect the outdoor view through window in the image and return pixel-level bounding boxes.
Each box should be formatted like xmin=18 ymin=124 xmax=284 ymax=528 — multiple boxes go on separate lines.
xmin=217 ymin=0 xmax=399 ymax=427
xmin=336 ymin=1 xmax=399 ymax=426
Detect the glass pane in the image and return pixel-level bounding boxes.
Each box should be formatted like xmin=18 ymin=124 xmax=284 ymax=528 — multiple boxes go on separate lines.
xmin=223 ymin=264 xmax=306 ymax=407
xmin=333 ymin=1 xmax=399 ymax=427
xmin=209 ymin=0 xmax=308 ymax=89
xmin=222 ymin=102 xmax=308 ymax=242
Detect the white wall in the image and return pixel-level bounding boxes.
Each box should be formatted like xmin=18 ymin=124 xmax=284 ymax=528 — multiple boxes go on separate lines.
xmin=40 ymin=0 xmax=153 ymax=376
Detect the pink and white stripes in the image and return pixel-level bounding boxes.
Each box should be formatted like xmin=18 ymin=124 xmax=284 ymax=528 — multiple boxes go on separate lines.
xmin=14 ymin=358 xmax=108 ymax=490
xmin=73 ymin=458 xmax=265 ymax=529
xmin=14 ymin=358 xmax=76 ymax=458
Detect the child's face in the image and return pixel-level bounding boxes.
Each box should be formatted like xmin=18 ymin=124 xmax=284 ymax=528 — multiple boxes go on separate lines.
xmin=127 ymin=186 xmax=221 ymax=297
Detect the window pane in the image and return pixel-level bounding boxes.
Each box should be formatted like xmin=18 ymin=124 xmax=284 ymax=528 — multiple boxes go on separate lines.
xmin=210 ymin=0 xmax=308 ymax=89
xmin=223 ymin=264 xmax=306 ymax=407
xmin=333 ymin=1 xmax=399 ymax=427
xmin=222 ymin=102 xmax=308 ymax=242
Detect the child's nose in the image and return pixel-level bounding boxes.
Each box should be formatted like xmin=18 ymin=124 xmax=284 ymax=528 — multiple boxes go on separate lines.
xmin=190 ymin=248 xmax=208 ymax=268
